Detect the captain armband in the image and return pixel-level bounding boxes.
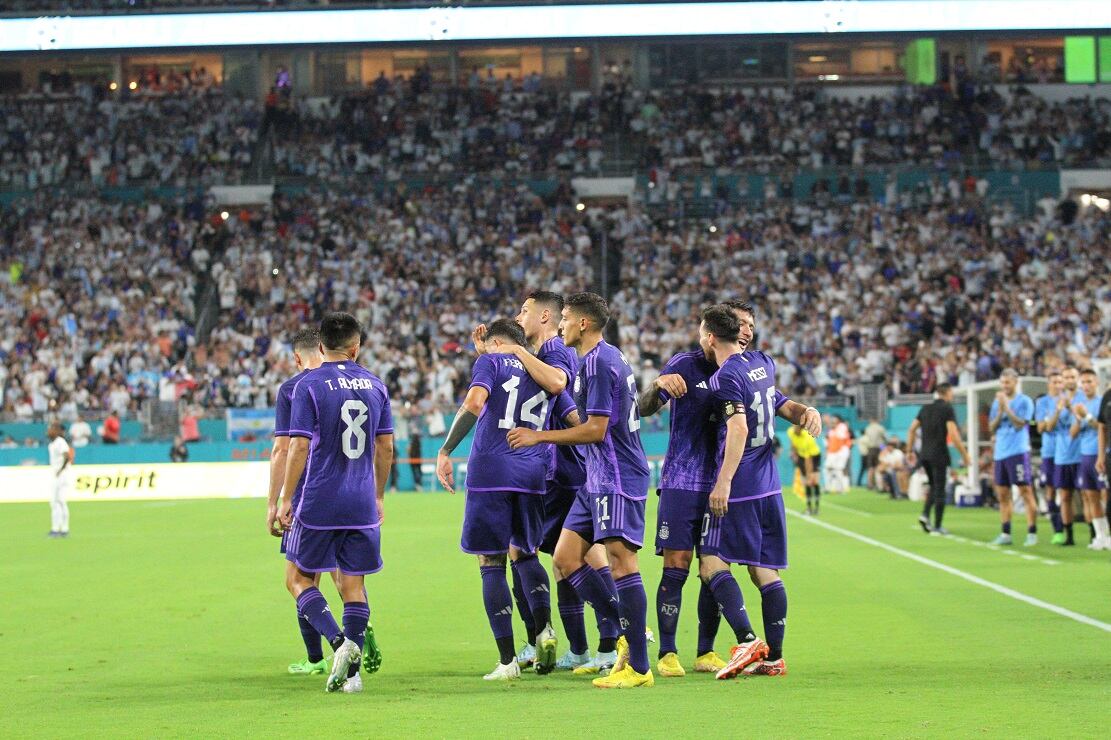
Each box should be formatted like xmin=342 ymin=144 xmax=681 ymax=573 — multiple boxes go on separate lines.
xmin=720 ymin=401 xmax=746 ymax=419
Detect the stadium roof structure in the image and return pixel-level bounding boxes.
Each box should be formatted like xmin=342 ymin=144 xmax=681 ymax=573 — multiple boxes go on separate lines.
xmin=3 ymin=0 xmax=1111 ymax=53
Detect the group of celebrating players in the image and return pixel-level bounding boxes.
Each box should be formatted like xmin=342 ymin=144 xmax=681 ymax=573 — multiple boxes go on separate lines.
xmin=267 ymin=292 xmax=821 ymax=692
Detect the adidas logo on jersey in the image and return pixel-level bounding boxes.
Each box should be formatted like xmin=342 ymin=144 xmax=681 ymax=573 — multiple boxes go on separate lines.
xmin=695 ymin=381 xmax=708 ymax=390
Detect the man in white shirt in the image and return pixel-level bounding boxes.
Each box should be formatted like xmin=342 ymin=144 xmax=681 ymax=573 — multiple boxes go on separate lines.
xmin=48 ymin=423 xmax=74 ymax=538
xmin=69 ymin=416 xmax=92 ymax=448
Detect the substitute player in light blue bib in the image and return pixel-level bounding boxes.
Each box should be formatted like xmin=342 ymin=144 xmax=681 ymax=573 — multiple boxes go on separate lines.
xmin=1070 ymin=369 xmax=1110 ymax=549
xmin=1053 ymin=367 xmax=1082 ymax=545
xmin=1033 ymin=371 xmax=1065 ymax=543
xmin=988 ymin=368 xmax=1037 ymax=546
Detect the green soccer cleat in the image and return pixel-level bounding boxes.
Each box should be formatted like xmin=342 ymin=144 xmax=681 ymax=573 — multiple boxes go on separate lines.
xmin=288 ymin=658 xmax=328 ymax=675
xmin=362 ymin=623 xmax=383 ymax=674
xmin=1051 ymin=532 xmax=1066 ymax=545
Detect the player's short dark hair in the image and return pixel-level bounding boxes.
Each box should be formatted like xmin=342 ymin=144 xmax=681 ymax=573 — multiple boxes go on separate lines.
xmin=701 ymin=305 xmax=740 ymax=341
xmin=527 ymin=290 xmax=564 ymax=314
xmin=935 ymin=382 xmax=952 ymax=396
xmin=565 ymin=292 xmax=610 ymax=330
xmin=319 ymin=312 xmax=362 ymax=351
xmin=1080 ymin=368 xmax=1097 ymax=377
xmin=486 ymin=318 xmax=527 ymax=346
xmin=721 ymin=299 xmax=756 ymax=319
xmin=290 ymin=328 xmax=320 ymax=353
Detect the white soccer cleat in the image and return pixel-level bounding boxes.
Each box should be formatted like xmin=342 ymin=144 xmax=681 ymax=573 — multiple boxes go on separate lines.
xmin=483 ymin=660 xmax=522 ymax=681
xmin=571 ymin=650 xmax=616 ymax=676
xmin=326 ymin=639 xmax=361 ymax=693
xmin=341 ymin=673 xmax=363 ymax=693
xmin=515 ymin=643 xmax=536 ymax=668
xmin=556 ymin=650 xmax=592 ymax=670
xmin=535 ymin=625 xmax=557 ymax=675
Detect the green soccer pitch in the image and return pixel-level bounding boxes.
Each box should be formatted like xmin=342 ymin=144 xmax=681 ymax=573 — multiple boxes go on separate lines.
xmin=2 ymin=489 xmax=1109 ymax=738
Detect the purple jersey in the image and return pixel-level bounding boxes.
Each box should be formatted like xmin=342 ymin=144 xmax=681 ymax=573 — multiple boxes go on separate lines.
xmin=709 ymin=351 xmax=787 ymax=502
xmin=573 ymin=341 xmax=650 ymax=500
xmin=658 ymin=351 xmax=719 ymax=492
xmin=538 ymin=336 xmax=587 ymax=489
xmin=274 ymin=369 xmax=311 ymax=507
xmin=289 ymin=361 xmax=393 ymax=529
xmin=467 ymin=353 xmax=553 ymax=493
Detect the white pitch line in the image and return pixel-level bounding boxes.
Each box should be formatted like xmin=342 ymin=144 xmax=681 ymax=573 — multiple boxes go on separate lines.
xmin=905 ymin=528 xmax=1061 ymax=566
xmin=820 ymin=501 xmax=874 ymax=517
xmin=793 ymin=511 xmax=1110 ymax=634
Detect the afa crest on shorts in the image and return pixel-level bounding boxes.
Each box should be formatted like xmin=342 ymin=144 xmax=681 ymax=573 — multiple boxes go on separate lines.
xmin=658 ymin=522 xmax=670 ymax=540
xmin=574 ymin=376 xmax=582 ymax=393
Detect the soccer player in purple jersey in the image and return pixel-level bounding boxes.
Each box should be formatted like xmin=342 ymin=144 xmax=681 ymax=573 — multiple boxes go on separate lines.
xmin=435 ymin=319 xmax=556 ymax=681
xmin=277 ymin=312 xmax=394 ymax=694
xmin=508 ymin=292 xmax=655 ymax=689
xmin=699 ymin=304 xmax=822 ymax=679
xmin=636 ymin=300 xmax=763 ymax=677
xmin=473 ymin=291 xmax=612 ymax=673
xmin=268 ymin=328 xmax=336 ymax=676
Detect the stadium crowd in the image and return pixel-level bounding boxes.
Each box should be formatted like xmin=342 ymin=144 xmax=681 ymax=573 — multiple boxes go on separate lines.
xmin=5 ymin=80 xmax=1111 ymax=192
xmin=2 ymin=168 xmax=1109 ymax=430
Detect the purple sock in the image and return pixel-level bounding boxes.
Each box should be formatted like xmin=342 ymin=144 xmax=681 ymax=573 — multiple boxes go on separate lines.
xmin=297 ymin=610 xmax=324 ymax=663
xmin=295 ymin=587 xmax=342 ymax=645
xmin=480 ymin=565 xmax=514 ymax=640
xmin=760 ymin=580 xmax=787 ymax=661
xmin=594 ymin=566 xmax=621 ymax=640
xmin=512 ymin=555 xmax=552 ymax=634
xmin=1047 ymin=499 xmax=1063 ymax=532
xmin=342 ymin=601 xmax=370 ymax=677
xmin=656 ymin=567 xmax=688 ymax=656
xmin=708 ymin=570 xmax=754 ymax=643
xmin=556 ymin=579 xmax=589 ymax=654
xmin=696 ymin=580 xmax=721 ymax=655
xmin=509 ymin=561 xmax=536 ymax=642
xmin=614 ymin=573 xmax=650 ymax=675
xmin=566 ymin=564 xmax=621 ymax=640
xmin=342 ymin=602 xmax=369 ymax=651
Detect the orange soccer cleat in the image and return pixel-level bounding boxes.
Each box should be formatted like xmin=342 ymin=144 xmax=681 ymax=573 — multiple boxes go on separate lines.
xmin=741 ymin=658 xmax=787 ymax=677
xmin=714 ymin=638 xmax=769 ymax=680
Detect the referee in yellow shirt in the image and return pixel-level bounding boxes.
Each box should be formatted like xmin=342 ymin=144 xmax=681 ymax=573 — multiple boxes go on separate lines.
xmin=788 ymin=424 xmax=822 ymax=515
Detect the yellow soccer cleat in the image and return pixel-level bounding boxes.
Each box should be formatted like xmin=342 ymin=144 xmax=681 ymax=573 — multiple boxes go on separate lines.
xmin=656 ymin=652 xmax=686 ymax=677
xmin=693 ymin=651 xmax=727 ymax=673
xmin=571 ymin=650 xmax=616 ymax=675
xmin=592 ymin=665 xmax=655 ymax=689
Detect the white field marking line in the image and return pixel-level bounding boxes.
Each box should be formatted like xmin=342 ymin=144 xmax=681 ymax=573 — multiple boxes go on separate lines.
xmin=794 ymin=511 xmax=1111 ymax=634
xmin=820 ymin=500 xmax=874 ymax=517
xmin=905 ymin=526 xmax=1061 ymax=566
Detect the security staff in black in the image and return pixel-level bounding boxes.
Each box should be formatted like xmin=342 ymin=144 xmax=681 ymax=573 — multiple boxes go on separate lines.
xmin=907 ymin=383 xmax=971 ymax=534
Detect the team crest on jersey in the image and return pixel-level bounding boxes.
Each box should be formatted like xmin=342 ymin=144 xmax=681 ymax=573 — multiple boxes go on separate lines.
xmin=747 ymin=367 xmax=768 ymax=382
xmin=659 ymin=522 xmax=670 ymax=540
xmin=574 ymin=376 xmax=581 ymax=393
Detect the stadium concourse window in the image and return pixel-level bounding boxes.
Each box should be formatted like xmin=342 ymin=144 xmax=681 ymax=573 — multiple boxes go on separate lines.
xmin=793 ymin=42 xmax=902 ymax=83
xmin=981 ymin=39 xmax=1065 ymax=83
xmin=647 ymin=42 xmax=787 ymax=86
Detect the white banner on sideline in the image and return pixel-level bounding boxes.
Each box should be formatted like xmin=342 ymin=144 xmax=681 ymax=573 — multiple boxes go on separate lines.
xmin=0 ymin=462 xmax=269 ymax=503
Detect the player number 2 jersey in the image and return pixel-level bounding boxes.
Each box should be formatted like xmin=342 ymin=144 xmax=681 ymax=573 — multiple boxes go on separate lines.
xmin=467 ymin=352 xmax=554 ymax=494
xmin=709 ymin=351 xmax=787 ymax=502
xmin=289 ymin=361 xmax=393 ymax=529
xmin=573 ymin=341 xmax=650 ymax=500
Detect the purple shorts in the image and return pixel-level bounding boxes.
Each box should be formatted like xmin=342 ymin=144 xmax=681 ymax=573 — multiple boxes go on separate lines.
xmin=993 ymin=453 xmax=1032 ymax=487
xmin=655 ymin=488 xmax=709 ymax=555
xmin=1039 ymin=457 xmax=1055 ymax=488
xmin=563 ymin=487 xmax=645 ymax=549
xmin=461 ymin=490 xmax=545 ymax=556
xmin=1053 ymin=462 xmax=1078 ymax=490
xmin=1076 ymin=455 xmax=1106 ymax=491
xmin=284 ymin=519 xmax=382 ymax=575
xmin=280 ymin=527 xmax=291 ymax=555
xmin=700 ymin=492 xmax=788 ymax=570
xmin=539 ymin=483 xmax=578 ymax=555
